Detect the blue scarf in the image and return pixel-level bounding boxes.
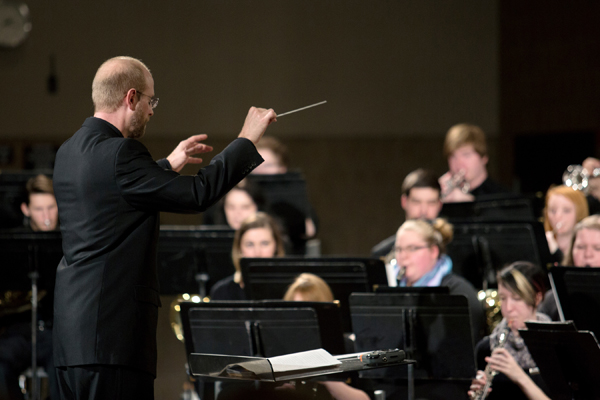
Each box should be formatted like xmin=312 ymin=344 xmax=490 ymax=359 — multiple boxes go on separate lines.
xmin=398 ymin=254 xmax=453 ymax=287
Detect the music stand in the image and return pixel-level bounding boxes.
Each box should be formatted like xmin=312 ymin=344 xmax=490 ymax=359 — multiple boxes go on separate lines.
xmin=245 ymin=171 xmax=311 ymax=217
xmin=179 ymin=300 xmax=329 ymax=400
xmin=549 ymin=266 xmax=600 ymax=338
xmin=157 ymin=225 xmax=235 ymax=296
xmin=439 ymin=195 xmax=536 ymax=222
xmin=349 ymin=292 xmax=475 ymax=379
xmin=446 ymin=221 xmax=552 ymax=289
xmin=240 ymin=257 xmax=388 ymax=332
xmin=0 ymin=230 xmax=62 ymax=400
xmin=178 ymin=300 xmax=346 ymax=357
xmin=520 ymin=321 xmax=600 ymax=400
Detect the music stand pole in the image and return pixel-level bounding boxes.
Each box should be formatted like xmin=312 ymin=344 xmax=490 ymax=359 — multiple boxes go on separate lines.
xmin=28 ymin=243 xmax=40 ymax=400
xmin=28 ymin=270 xmax=39 ymax=400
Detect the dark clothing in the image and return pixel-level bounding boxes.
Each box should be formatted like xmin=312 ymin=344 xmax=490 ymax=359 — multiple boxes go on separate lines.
xmin=56 ymin=365 xmax=154 ymax=400
xmin=370 ymin=234 xmax=395 ymax=258
xmin=475 ymin=336 xmax=550 ymax=399
xmin=52 ymin=117 xmax=262 ymax=377
xmin=209 ymin=275 xmax=247 ymax=301
xmin=469 ymin=177 xmax=510 ymax=199
xmin=0 ymin=322 xmax=57 ymax=400
xmin=440 ymin=273 xmax=486 ymax=343
xmin=538 ymin=289 xmax=560 ymax=321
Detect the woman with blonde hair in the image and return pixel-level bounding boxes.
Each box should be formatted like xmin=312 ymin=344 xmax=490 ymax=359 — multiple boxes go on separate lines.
xmin=543 ymin=185 xmax=589 ymax=264
xmin=469 ymin=262 xmax=551 ymax=399
xmin=394 ymin=218 xmax=485 ymax=341
xmin=283 ymin=273 xmax=334 ymax=302
xmin=210 ymin=212 xmax=285 ymax=300
xmin=282 ymin=273 xmax=370 ymax=400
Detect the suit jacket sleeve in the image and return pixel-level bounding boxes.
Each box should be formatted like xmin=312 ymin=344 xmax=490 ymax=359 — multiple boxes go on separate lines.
xmin=115 ymin=137 xmax=262 ymax=213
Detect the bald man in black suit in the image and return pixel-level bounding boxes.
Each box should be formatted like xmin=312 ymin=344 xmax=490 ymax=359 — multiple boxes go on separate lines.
xmin=52 ymin=56 xmax=277 ymax=399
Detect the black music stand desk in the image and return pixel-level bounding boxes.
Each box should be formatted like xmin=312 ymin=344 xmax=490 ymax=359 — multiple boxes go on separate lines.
xmin=520 ymin=321 xmax=600 ymax=400
xmin=157 ymin=225 xmax=235 ymax=296
xmin=240 ymin=256 xmax=388 ymax=333
xmin=189 ymin=349 xmax=413 ymax=383
xmin=550 ymin=266 xmax=600 ymax=338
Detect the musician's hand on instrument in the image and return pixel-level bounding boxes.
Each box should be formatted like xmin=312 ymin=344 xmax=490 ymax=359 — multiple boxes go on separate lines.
xmin=583 ymin=157 xmax=600 ymax=174
xmin=468 ymin=370 xmax=489 ymax=399
xmin=167 ymin=134 xmax=214 ymax=172
xmin=438 ymin=171 xmax=453 ymax=195
xmin=486 ymin=348 xmax=526 ymax=383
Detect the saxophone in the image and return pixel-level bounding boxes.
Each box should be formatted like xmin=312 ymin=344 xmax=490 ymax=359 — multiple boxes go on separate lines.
xmin=472 ymin=323 xmax=511 ymax=400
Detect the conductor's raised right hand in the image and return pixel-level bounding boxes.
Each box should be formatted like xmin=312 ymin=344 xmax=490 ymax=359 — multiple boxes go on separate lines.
xmin=238 ymin=107 xmax=277 ymax=145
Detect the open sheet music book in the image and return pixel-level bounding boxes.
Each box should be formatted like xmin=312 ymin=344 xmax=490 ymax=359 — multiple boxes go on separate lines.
xmin=268 ymin=349 xmax=342 ymax=372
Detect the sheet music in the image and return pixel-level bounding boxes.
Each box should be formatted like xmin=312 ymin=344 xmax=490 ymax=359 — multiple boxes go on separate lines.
xmin=268 ymin=348 xmax=341 ymax=373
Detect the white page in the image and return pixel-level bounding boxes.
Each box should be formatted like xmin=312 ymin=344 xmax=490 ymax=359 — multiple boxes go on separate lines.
xmin=267 ymin=348 xmax=342 ymax=373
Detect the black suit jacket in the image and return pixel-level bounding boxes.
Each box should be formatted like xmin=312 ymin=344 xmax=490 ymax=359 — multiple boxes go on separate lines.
xmin=52 ymin=117 xmax=262 ymax=376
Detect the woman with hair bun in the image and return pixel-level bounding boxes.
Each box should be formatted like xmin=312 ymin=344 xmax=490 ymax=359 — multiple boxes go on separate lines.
xmin=394 ymin=218 xmax=485 ymax=341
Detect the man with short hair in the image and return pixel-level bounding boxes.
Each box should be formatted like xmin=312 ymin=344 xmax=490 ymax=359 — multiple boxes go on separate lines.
xmin=371 ymin=169 xmax=442 ymax=258
xmin=52 ymin=56 xmax=276 ymax=399
xmin=439 ymin=123 xmax=508 ymax=202
xmin=19 ymin=174 xmax=59 ymax=232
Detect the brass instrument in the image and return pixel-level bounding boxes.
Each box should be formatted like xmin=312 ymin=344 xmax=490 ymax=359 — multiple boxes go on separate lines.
xmin=472 ymin=324 xmax=511 ymax=400
xmin=478 ymin=289 xmax=502 ymax=334
xmin=441 ymin=170 xmax=470 ymax=200
xmin=563 ymin=164 xmax=600 ymax=192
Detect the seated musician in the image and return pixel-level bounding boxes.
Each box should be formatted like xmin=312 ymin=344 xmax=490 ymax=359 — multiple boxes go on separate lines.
xmin=539 ymin=214 xmax=600 ymax=320
xmin=542 ymin=185 xmax=588 ymax=265
xmin=371 ymin=168 xmax=442 ymax=258
xmin=210 ymin=212 xmax=285 ymax=300
xmin=282 ymin=273 xmax=371 ymax=400
xmin=439 ymin=123 xmax=508 ymax=203
xmin=469 ymin=262 xmax=551 ymax=400
xmin=0 ymin=174 xmax=59 ymax=400
xmin=251 ymin=136 xmax=318 ymax=254
xmin=16 ymin=174 xmax=59 ymax=232
xmin=394 ymin=218 xmax=485 ymax=342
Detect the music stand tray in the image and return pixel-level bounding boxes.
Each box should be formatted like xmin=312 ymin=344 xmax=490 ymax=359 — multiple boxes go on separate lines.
xmin=188 ymin=349 xmax=413 ymax=382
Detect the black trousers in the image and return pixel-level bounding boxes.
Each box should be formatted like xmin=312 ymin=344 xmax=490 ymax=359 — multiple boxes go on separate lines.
xmin=55 ymin=364 xmax=154 ymax=400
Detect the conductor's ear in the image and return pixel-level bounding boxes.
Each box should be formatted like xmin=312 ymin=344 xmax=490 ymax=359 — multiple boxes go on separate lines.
xmin=125 ymin=88 xmax=137 ymax=110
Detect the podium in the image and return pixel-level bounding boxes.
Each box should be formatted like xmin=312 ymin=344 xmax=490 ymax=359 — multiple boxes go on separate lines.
xmin=188 ymin=348 xmax=412 ymax=382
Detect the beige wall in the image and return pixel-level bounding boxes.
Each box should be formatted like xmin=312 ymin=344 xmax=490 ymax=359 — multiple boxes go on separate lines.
xmin=0 ymin=0 xmax=499 ymax=139
xmin=0 ymin=2 xmax=503 ymax=398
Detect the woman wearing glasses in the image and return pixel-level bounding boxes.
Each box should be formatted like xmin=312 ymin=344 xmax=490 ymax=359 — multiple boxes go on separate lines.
xmin=394 ymin=218 xmax=485 ymax=342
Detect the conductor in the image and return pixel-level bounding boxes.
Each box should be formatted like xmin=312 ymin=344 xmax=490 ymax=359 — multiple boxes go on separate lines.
xmin=52 ymin=56 xmax=276 ymax=399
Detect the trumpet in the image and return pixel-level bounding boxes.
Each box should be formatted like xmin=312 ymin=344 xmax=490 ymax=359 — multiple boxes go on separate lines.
xmin=563 ymin=164 xmax=600 ymax=192
xmin=441 ymin=170 xmax=470 ymax=199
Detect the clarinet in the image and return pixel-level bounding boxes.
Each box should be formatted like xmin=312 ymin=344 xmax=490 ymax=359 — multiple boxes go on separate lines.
xmin=473 ymin=324 xmax=511 ymax=400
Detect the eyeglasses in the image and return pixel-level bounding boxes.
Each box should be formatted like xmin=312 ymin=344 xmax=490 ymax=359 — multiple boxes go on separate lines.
xmin=135 ymin=89 xmax=159 ymax=109
xmin=394 ymin=245 xmax=430 ymax=255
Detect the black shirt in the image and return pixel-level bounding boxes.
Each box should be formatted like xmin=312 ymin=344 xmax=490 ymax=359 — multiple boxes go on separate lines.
xmin=210 ymin=275 xmax=247 ymax=301
xmin=475 ymin=336 xmax=550 ymax=399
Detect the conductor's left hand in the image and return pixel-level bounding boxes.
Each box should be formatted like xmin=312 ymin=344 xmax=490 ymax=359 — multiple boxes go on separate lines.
xmin=167 ymin=134 xmax=214 ymax=172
